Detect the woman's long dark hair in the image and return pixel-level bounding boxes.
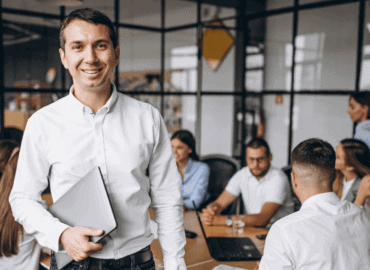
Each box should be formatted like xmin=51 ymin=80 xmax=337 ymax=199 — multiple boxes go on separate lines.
xmin=0 ymin=151 xmax=22 ymax=257
xmin=0 ymin=140 xmax=19 ymax=179
xmin=171 ymin=130 xmax=199 ymax=161
xmin=341 ymin=138 xmax=370 ymax=178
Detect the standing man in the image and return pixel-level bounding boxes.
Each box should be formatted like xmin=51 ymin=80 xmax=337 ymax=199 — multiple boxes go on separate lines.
xmin=258 ymin=138 xmax=370 ymax=270
xmin=201 ymin=138 xmax=294 ymax=227
xmin=9 ymin=8 xmax=186 ymax=270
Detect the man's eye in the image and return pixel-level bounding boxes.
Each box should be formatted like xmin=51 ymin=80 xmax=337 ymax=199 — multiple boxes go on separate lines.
xmin=98 ymin=44 xmax=107 ymax=49
xmin=72 ymin=45 xmax=82 ymax=50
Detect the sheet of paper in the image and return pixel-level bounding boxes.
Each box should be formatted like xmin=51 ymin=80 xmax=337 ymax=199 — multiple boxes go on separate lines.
xmin=212 ymin=264 xmax=250 ymax=270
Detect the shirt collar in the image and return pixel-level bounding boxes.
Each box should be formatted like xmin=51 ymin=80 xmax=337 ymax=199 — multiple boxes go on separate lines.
xmin=246 ymin=165 xmax=272 ymax=183
xmin=185 ymin=158 xmax=194 ymax=173
xmin=300 ymin=192 xmax=339 ymax=210
xmin=68 ymin=83 xmax=118 ymax=115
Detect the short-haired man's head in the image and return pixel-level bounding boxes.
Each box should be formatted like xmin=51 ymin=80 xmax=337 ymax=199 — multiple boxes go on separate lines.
xmin=291 ymin=138 xmax=335 ymax=184
xmin=246 ymin=138 xmax=270 ymax=156
xmin=59 ymin=8 xmax=117 ymax=51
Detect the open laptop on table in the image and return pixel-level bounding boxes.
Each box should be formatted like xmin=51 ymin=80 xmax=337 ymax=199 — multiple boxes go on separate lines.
xmin=193 ymin=201 xmax=261 ymax=261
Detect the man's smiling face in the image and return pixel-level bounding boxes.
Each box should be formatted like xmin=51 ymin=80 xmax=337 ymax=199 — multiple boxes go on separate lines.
xmin=59 ymin=19 xmax=119 ymax=93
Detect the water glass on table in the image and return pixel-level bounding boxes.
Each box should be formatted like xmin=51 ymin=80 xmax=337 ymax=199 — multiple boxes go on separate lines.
xmin=232 ymin=215 xmax=245 ymax=234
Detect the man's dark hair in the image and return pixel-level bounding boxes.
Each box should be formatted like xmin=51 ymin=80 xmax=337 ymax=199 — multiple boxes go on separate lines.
xmin=291 ymin=138 xmax=335 ymax=183
xmin=59 ymin=8 xmax=117 ymax=50
xmin=350 ymin=91 xmax=370 ymax=119
xmin=246 ymin=138 xmax=270 ymax=156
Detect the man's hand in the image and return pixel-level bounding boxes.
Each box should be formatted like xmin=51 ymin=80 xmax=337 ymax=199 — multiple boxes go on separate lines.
xmin=59 ymin=227 xmax=104 ymax=262
xmin=200 ymin=203 xmax=221 ymax=225
xmin=355 ymin=175 xmax=370 ymax=206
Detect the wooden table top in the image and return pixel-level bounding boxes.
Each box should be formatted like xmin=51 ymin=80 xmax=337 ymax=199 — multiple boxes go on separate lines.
xmin=40 ymin=209 xmax=267 ymax=269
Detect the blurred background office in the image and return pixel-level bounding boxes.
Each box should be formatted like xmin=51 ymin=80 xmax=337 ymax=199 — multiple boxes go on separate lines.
xmin=1 ymin=0 xmax=369 ymax=169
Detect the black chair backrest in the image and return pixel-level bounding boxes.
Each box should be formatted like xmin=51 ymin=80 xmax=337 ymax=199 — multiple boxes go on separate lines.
xmin=200 ymin=154 xmax=241 ymax=214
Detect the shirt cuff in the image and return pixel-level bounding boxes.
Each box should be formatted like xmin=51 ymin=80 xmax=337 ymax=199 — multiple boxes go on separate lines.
xmin=51 ymin=223 xmax=70 ymax=252
xmin=164 ymin=257 xmax=186 ymax=270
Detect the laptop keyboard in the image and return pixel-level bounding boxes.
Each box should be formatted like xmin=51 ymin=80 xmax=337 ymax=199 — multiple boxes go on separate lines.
xmin=208 ymin=237 xmax=261 ymax=260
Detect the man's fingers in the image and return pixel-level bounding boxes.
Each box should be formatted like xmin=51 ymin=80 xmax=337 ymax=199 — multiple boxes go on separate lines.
xmin=81 ymin=228 xmax=104 ymax=237
xmin=86 ymin=242 xmax=103 ymax=253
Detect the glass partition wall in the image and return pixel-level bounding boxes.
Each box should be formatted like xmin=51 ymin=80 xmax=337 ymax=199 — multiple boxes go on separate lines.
xmin=1 ymin=0 xmax=368 ymax=168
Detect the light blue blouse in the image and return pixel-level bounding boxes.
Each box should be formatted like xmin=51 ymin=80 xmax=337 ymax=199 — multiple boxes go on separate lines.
xmin=178 ymin=158 xmax=210 ymax=209
xmin=354 ymin=119 xmax=370 ymax=150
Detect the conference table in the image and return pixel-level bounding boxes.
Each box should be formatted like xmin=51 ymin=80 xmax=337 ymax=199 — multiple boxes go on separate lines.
xmin=40 ymin=201 xmax=267 ymax=270
xmin=150 ymin=210 xmax=267 ymax=270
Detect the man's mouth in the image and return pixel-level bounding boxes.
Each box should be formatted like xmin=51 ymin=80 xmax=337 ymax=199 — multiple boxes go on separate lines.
xmin=82 ymin=68 xmax=102 ymax=74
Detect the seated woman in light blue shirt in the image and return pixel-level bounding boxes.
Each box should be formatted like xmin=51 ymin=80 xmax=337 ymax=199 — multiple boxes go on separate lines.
xmin=347 ymin=91 xmax=370 ymax=149
xmin=171 ymin=130 xmax=210 ymax=210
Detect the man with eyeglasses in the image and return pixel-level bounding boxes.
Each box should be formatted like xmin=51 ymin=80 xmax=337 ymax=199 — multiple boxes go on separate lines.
xmin=200 ymin=138 xmax=294 ymax=227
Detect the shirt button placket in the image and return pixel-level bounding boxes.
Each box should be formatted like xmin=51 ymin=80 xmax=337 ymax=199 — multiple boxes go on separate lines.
xmin=95 ymin=111 xmax=107 ymax=178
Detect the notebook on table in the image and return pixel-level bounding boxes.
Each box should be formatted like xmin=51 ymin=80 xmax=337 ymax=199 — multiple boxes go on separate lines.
xmin=48 ymin=167 xmax=117 ymax=269
xmin=193 ymin=201 xmax=261 ymax=261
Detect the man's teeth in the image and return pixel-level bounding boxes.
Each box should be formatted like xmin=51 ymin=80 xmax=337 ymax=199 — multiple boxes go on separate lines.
xmin=85 ymin=70 xmax=99 ymax=74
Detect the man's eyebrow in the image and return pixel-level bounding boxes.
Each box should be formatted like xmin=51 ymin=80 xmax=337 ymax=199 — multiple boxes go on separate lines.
xmin=94 ymin=39 xmax=110 ymax=44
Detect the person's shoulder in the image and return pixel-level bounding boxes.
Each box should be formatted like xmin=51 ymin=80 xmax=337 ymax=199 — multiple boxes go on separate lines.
xmin=268 ymin=167 xmax=289 ymax=182
xmin=117 ymin=93 xmax=159 ymax=114
xmin=231 ymin=166 xmax=249 ymax=179
xmin=270 ymin=209 xmax=302 ymax=230
xmin=192 ymin=159 xmax=210 ymax=171
xmin=27 ymin=95 xmax=70 ymax=125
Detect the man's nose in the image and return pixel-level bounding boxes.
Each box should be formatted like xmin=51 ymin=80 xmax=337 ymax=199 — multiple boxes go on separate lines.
xmin=84 ymin=46 xmax=98 ymax=63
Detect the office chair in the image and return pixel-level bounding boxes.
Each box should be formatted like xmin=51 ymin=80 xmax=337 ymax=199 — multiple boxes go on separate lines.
xmin=199 ymin=154 xmax=242 ymax=215
xmin=281 ymin=165 xmax=301 ymax=211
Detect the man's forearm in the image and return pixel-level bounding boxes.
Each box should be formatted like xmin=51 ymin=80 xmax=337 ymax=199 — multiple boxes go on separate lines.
xmin=212 ymin=214 xmax=270 ymax=227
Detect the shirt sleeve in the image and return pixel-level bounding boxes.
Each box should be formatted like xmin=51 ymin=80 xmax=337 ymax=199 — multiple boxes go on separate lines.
xmin=259 ymin=223 xmax=294 ymax=270
xmin=9 ymin=116 xmax=70 ymax=252
xmin=148 ymin=109 xmax=186 ymax=270
xmin=225 ymin=169 xmax=243 ymax=197
xmin=183 ymin=163 xmax=210 ymax=209
xmin=264 ymin=170 xmax=290 ymax=205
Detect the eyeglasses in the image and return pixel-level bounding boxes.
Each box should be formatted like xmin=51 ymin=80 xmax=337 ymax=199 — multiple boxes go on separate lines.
xmin=247 ymin=157 xmax=268 ymax=163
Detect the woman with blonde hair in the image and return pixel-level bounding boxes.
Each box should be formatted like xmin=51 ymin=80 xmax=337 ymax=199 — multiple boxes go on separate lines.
xmin=0 ymin=149 xmax=41 ymax=270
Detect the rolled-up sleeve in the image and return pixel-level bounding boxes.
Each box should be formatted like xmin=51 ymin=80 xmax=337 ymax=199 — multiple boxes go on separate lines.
xmin=148 ymin=109 xmax=186 ymax=270
xmin=9 ymin=116 xmax=69 ymax=252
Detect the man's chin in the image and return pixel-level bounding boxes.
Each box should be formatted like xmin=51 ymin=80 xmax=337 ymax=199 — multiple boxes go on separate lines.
xmin=251 ymin=170 xmax=267 ymax=178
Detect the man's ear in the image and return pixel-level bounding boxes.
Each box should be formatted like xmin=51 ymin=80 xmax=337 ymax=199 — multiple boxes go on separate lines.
xmin=346 ymin=166 xmax=355 ymax=173
xmin=59 ymin=48 xmax=68 ymax=69
xmin=291 ymin=171 xmax=298 ymax=189
xmin=268 ymin=153 xmax=273 ymax=163
xmin=114 ymin=46 xmax=120 ymax=66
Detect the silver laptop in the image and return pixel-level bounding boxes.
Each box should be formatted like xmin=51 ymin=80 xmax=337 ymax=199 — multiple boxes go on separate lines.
xmin=48 ymin=167 xmax=117 ymax=269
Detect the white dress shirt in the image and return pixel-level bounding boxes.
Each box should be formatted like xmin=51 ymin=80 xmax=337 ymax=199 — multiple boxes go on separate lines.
xmin=9 ymin=85 xmax=186 ymax=269
xmin=0 ymin=232 xmax=41 ymax=270
xmin=260 ymin=192 xmax=370 ymax=270
xmin=226 ymin=166 xmax=294 ymax=225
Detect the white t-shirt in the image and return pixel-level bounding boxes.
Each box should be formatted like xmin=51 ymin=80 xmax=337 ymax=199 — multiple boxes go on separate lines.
xmin=225 ymin=166 xmax=294 ymax=225
xmin=0 ymin=232 xmax=41 ymax=270
xmin=260 ymin=192 xmax=370 ymax=270
xmin=340 ymin=177 xmax=356 ymax=201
